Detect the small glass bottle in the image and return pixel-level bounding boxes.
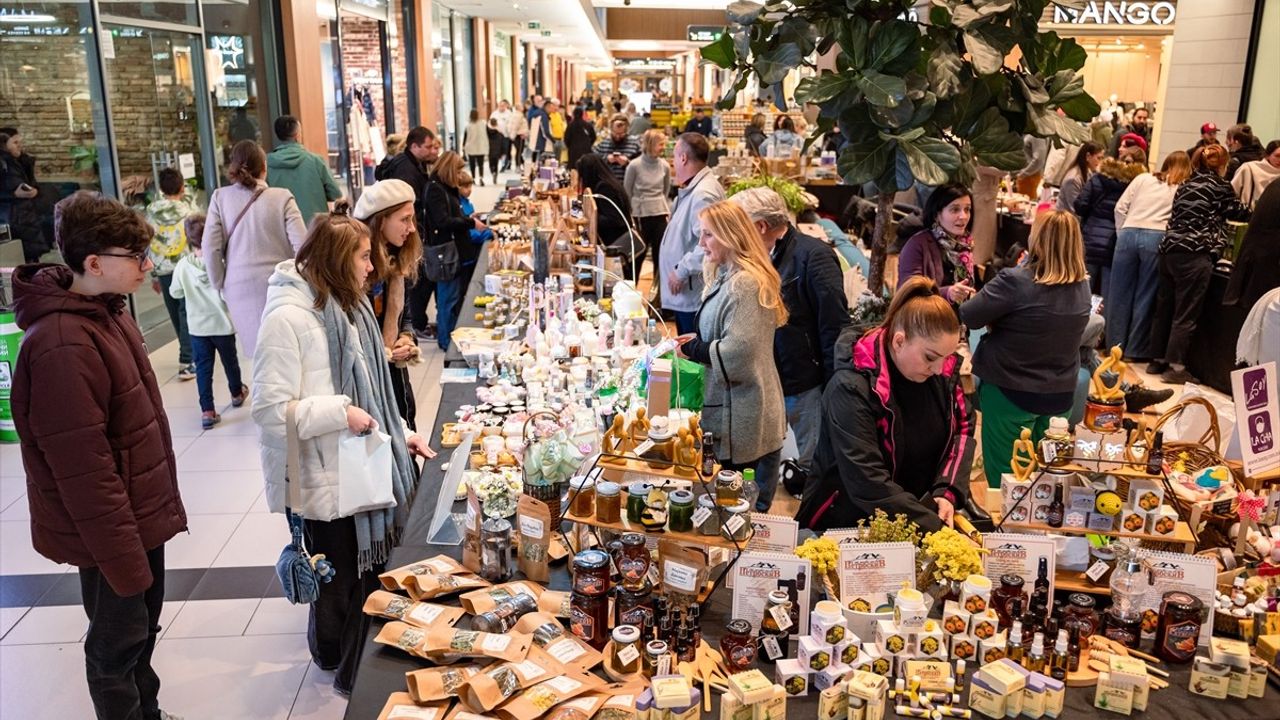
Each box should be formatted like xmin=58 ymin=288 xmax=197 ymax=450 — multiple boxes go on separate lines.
xmin=667 ymin=490 xmax=695 ymax=533
xmin=1029 ymin=557 xmax=1051 ymax=627
xmin=1027 ymin=632 xmax=1046 ymax=672
xmin=715 ymin=470 xmax=742 ymax=506
xmin=1045 ymin=479 xmax=1065 ymax=528
xmin=1061 ymin=593 xmax=1100 ymax=640
xmin=616 ymin=580 xmax=655 ymax=635
xmin=570 ymin=550 xmax=611 ymax=650
xmin=1007 ymin=619 xmax=1026 ymax=665
xmin=595 ymin=481 xmax=621 ymax=523
xmin=1050 ymin=629 xmax=1069 ymax=681
xmin=701 ymin=432 xmax=717 ymax=477
xmin=569 ymin=475 xmax=595 ymax=517
xmin=1067 ymin=626 xmax=1082 ymax=673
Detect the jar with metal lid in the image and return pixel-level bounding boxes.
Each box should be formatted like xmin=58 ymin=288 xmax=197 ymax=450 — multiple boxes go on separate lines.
xmin=1155 ymin=591 xmax=1203 ymax=664
xmin=572 ymin=549 xmax=611 ymax=596
xmin=716 ymin=470 xmax=742 ymax=506
xmin=757 ymin=589 xmax=792 ymax=664
xmin=696 ymin=494 xmax=720 ymax=536
xmin=472 ymin=592 xmax=539 ymax=633
xmin=570 ymin=593 xmax=609 ymax=650
xmin=1042 ymin=417 xmax=1072 ymax=466
xmin=568 ymin=476 xmax=595 ymax=517
xmin=667 ymin=490 xmax=695 ymax=533
xmin=616 ymin=580 xmax=654 ymax=633
xmin=1061 ymin=593 xmax=1099 ymax=640
xmin=721 ymin=501 xmax=752 ymax=542
xmin=626 ymin=482 xmax=652 ymax=523
xmin=720 ymin=618 xmax=756 ymax=674
xmin=611 ymin=625 xmax=643 ymax=674
xmin=992 ymin=574 xmax=1027 ymax=628
xmin=595 ymin=481 xmax=621 ymax=523
xmin=642 ymin=640 xmax=670 ymax=678
xmin=1086 ymin=545 xmax=1116 ymax=587
xmin=618 ymin=533 xmax=650 ymax=591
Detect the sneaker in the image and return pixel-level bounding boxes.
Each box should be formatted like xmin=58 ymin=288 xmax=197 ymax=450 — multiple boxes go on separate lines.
xmin=1145 ymin=360 xmax=1170 ymax=375
xmin=1125 ymin=385 xmax=1175 ymax=413
xmin=1160 ymin=367 xmax=1200 ymax=385
xmin=178 ymin=364 xmax=196 ymax=381
xmin=201 ymin=411 xmax=221 ymax=429
xmin=231 ymin=384 xmax=249 ymax=408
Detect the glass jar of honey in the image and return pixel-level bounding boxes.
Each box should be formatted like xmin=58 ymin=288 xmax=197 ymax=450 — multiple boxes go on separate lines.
xmin=572 ymin=549 xmax=611 ymax=596
xmin=611 ymin=625 xmax=642 ymax=674
xmin=992 ymin=574 xmax=1027 ymax=628
xmin=716 ymin=470 xmax=742 ymax=506
xmin=616 ymin=580 xmax=654 ymax=634
xmin=618 ymin=533 xmax=650 ymax=591
xmin=569 ymin=475 xmax=595 ymax=518
xmin=595 ymin=481 xmax=621 ymax=524
xmin=642 ymin=640 xmax=670 ymax=678
xmin=720 ymin=618 xmax=756 ymax=674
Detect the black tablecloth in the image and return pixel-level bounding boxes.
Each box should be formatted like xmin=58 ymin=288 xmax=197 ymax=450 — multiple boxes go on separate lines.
xmin=805 ymin=183 xmax=861 ymax=219
xmin=1185 ymin=268 xmax=1249 ymax=396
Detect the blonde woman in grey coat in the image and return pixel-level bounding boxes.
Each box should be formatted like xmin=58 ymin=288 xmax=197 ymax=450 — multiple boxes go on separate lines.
xmin=204 ymin=140 xmax=307 ymax=356
xmin=679 ymin=200 xmax=788 ymax=511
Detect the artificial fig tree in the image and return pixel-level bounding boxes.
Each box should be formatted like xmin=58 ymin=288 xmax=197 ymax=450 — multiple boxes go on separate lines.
xmin=702 ymin=0 xmax=1100 ymax=293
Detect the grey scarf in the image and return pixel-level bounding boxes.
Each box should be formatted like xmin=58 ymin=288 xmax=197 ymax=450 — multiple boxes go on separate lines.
xmin=321 ymin=294 xmax=419 ymax=573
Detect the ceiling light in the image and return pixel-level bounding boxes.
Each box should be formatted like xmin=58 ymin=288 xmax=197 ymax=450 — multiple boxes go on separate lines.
xmin=0 ymin=9 xmax=56 ymax=22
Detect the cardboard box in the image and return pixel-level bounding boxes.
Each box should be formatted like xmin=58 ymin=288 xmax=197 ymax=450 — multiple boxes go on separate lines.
xmin=815 ymin=662 xmax=851 ymax=692
xmin=1107 ymin=656 xmax=1149 ymax=711
xmin=776 ymin=659 xmax=809 ymax=697
xmin=1151 ymin=506 xmax=1178 ymax=535
xmin=980 ymin=632 xmax=1008 ymax=665
xmin=1074 ymin=428 xmax=1104 ymax=460
xmin=861 ymin=644 xmax=890 ymax=676
xmin=645 ymin=358 xmax=672 ymax=418
xmin=814 ymin=613 xmax=850 ymax=646
xmin=1250 ymin=660 xmax=1268 ymax=699
xmin=1128 ymin=479 xmax=1164 ymax=512
xmin=845 ymin=670 xmax=889 ymax=704
xmin=1119 ymin=507 xmax=1150 ymax=534
xmin=1003 ymin=503 xmax=1031 ymax=524
xmin=1188 ymin=656 xmax=1231 ymax=699
xmin=903 ymin=660 xmax=952 ymax=693
xmin=1069 ymin=486 xmax=1097 ymax=513
xmin=1094 ymin=672 xmax=1133 ymax=715
xmin=1041 ymin=674 xmax=1065 ymax=718
xmin=1021 ymin=673 xmax=1047 ymax=719
xmin=1258 ymin=635 xmax=1280 ymax=667
xmin=875 ymin=620 xmax=907 ymax=656
xmin=976 ymin=658 xmax=1028 ymax=696
xmin=800 ymin=636 xmax=834 ymax=672
xmin=915 ymin=623 xmax=946 ymax=659
xmin=1002 ymin=476 xmax=1032 ymax=508
xmin=727 ymin=669 xmax=774 ymax=705
xmin=753 ymin=685 xmax=787 ymax=720
xmin=835 ymin=638 xmax=861 ymax=666
xmin=719 ymin=691 xmax=754 ymax=720
xmin=818 ymin=684 xmax=848 ymax=720
xmin=968 ymin=676 xmax=1006 ymax=719
xmin=1064 ymin=510 xmax=1088 ymax=528
xmin=1210 ymin=637 xmax=1251 ymax=669
xmin=970 ymin=609 xmax=1000 ymax=641
xmin=1087 ymin=512 xmax=1117 ymax=532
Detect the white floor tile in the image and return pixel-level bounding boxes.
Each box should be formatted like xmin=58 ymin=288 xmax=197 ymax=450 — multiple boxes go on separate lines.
xmin=164 ymin=598 xmax=259 ymax=639
xmin=0 ymin=521 xmax=68 ymax=575
xmin=0 ymin=473 xmax=25 ymax=509
xmin=0 ymin=493 xmax=29 ymax=522
xmin=159 ymin=376 xmax=203 ymax=409
xmin=212 ymin=513 xmax=289 ymax=568
xmin=0 ymin=445 xmax=24 ymax=478
xmin=0 ymin=606 xmax=30 ymax=640
xmin=164 ymin=513 xmax=243 ymax=570
xmin=153 ymin=633 xmax=311 ymax=720
xmin=245 ymin=597 xmax=309 ymax=636
xmin=167 ymin=406 xmax=212 ymax=438
xmin=0 ymin=605 xmax=88 ymax=645
xmin=178 ymin=470 xmax=265 ymax=516
xmin=287 ymin=662 xmax=348 ymax=720
xmin=178 ymin=434 xmax=264 ymax=472
xmin=250 ymin=491 xmax=270 ymax=514
xmin=208 ymin=407 xmax=262 ymax=436
xmin=0 ymin=643 xmax=96 ymax=718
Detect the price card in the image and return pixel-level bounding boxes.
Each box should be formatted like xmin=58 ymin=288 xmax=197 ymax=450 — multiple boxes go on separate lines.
xmin=770 ymin=603 xmax=793 ymax=631
xmin=747 ymin=513 xmax=799 ymax=553
xmin=691 ymin=506 xmax=713 ymax=529
xmin=633 ymin=439 xmax=656 ymax=456
xmin=617 ymin=644 xmax=640 ymax=666
xmin=657 ymin=654 xmax=672 ymax=675
xmin=1085 ymin=560 xmax=1110 ymax=584
xmin=724 ymin=514 xmax=746 ymax=536
xmin=762 ymin=635 xmax=782 ymax=660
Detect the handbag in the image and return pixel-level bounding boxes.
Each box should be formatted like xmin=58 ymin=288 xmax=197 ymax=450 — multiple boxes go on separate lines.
xmin=336 ymin=427 xmax=396 ymax=517
xmin=275 ymin=401 xmax=335 ymax=604
xmin=422 ymin=240 xmax=460 ymax=282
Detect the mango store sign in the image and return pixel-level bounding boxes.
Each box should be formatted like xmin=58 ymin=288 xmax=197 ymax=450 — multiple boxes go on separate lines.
xmin=1053 ymin=1 xmax=1177 ymax=25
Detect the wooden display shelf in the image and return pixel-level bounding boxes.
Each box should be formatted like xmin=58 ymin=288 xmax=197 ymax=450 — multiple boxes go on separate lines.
xmin=1002 ymin=520 xmax=1196 ymax=553
xmin=595 ymin=455 xmax=714 ymax=484
xmin=561 ymin=508 xmax=751 ymax=550
xmin=1056 ymin=463 xmax=1161 ymax=479
xmin=1056 ymin=570 xmax=1112 ymax=596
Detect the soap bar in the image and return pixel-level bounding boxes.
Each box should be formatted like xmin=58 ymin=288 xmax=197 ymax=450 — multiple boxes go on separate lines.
xmin=818 ymin=684 xmax=848 ymax=720
xmin=1210 ymin=636 xmax=1251 ymax=669
xmin=1255 ymin=634 xmax=1280 ymax=667
xmin=753 ymin=685 xmax=787 ymax=720
xmin=1188 ymin=656 xmax=1231 ymax=699
xmin=650 ymin=674 xmax=692 ymax=709
xmin=666 ymin=688 xmax=701 ymax=720
xmin=1094 ymin=673 xmax=1133 ymax=715
xmin=977 ymin=658 xmax=1028 ymax=695
xmin=1107 ymin=656 xmax=1149 ymax=711
xmin=845 ymin=669 xmax=889 ymax=703
xmin=728 ymin=668 xmax=774 ymax=705
xmin=1021 ymin=673 xmax=1047 ymax=719
xmin=967 ymin=676 xmax=1006 ymax=720
xmin=1040 ymin=674 xmax=1065 ymax=718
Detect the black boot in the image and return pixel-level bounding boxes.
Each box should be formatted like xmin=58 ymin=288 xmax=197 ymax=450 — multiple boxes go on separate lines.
xmin=1125 ymin=385 xmax=1174 ymax=413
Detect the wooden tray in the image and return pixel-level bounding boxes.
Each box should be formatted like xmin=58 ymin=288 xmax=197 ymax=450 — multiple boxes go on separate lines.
xmin=1066 ymin=645 xmax=1100 ymax=687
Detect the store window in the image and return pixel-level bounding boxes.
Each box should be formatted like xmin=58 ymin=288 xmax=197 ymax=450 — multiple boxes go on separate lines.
xmin=432 ymin=1 xmax=455 ymax=147
xmin=98 ymin=0 xmax=198 ymax=29
xmin=450 ymin=9 xmax=473 ymax=153
xmin=493 ymin=30 xmax=512 ymax=105
xmin=203 ymin=0 xmax=281 ymax=183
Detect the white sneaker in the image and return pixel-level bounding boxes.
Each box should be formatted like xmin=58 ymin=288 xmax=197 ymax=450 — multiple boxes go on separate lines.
xmin=177 ymin=364 xmax=196 ymax=381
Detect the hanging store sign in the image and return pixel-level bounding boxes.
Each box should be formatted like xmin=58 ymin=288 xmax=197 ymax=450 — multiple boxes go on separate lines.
xmin=1052 ymin=1 xmax=1177 ymax=26
xmin=209 ymin=35 xmax=245 ymax=71
xmin=687 ymin=25 xmax=724 ymax=43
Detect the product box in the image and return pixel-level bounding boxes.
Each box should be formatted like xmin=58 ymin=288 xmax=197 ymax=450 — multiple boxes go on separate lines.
xmin=970 ymin=609 xmax=1000 ymax=641
xmin=776 ymin=658 xmax=809 ymax=696
xmin=815 ymin=662 xmax=851 ymax=692
xmin=800 ymin=636 xmax=835 ymax=672
xmin=1098 ymin=436 xmax=1128 ymax=470
xmin=1094 ymin=673 xmax=1133 ymax=715
xmin=845 ymin=670 xmax=889 ymax=704
xmin=727 ymin=669 xmax=774 ymax=705
xmin=1021 ymin=673 xmax=1047 ymax=719
xmin=1002 ymin=503 xmax=1031 ymax=524
xmin=1258 ymin=635 xmax=1280 ymax=667
xmin=1087 ymin=512 xmax=1117 ymax=532
xmin=1069 ymin=486 xmax=1097 ymax=513
xmin=980 ymin=632 xmax=1008 ymax=665
xmin=1249 ymin=660 xmax=1268 ymax=699
xmin=1030 ymin=500 xmax=1053 ymax=524
xmin=753 ymin=685 xmax=787 ymax=720
xmin=818 ymin=684 xmax=847 ymax=720
xmin=975 ymin=658 xmax=1028 ymax=697
xmin=1064 ymin=510 xmax=1088 ymax=528
xmin=967 ymin=676 xmax=1006 ymax=719
xmin=1002 ymin=475 xmax=1032 ymax=508
xmin=1040 ymin=674 xmax=1065 ymax=718
xmin=719 ymin=690 xmax=754 ymax=720
xmin=1151 ymin=506 xmax=1179 ymax=535
xmin=1074 ymin=428 xmax=1104 ymax=461
xmin=875 ymin=620 xmax=907 ymax=656
xmin=1210 ymin=637 xmax=1251 ymax=669
xmin=903 ymin=659 xmax=952 ymax=693
xmin=1128 ymin=479 xmax=1164 ymax=512
xmin=1188 ymin=656 xmax=1231 ymax=699
xmin=814 ymin=613 xmax=850 ymax=646
xmin=1119 ymin=507 xmax=1150 ymax=534
xmin=1107 ymin=656 xmax=1149 ymax=711
xmin=949 ymin=633 xmax=977 ymax=661
xmin=834 ymin=638 xmax=860 ymax=666
xmin=667 ymin=689 xmax=702 ymax=720
xmin=1227 ymin=668 xmax=1250 ymax=699
xmin=915 ymin=624 xmax=946 ymax=659
xmin=651 ymin=674 xmax=692 ymax=709
xmin=861 ymin=644 xmax=890 ymax=676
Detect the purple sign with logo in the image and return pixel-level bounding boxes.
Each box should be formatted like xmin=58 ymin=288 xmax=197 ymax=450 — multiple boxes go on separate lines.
xmin=1234 ymin=363 xmax=1280 ymax=477
xmin=1250 ymin=412 xmax=1274 ymax=454
xmin=1243 ymin=367 xmax=1269 ymax=411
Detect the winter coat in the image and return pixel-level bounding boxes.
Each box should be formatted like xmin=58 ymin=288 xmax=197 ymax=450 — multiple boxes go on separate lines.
xmin=624 ymin=154 xmax=671 ymax=219
xmin=1074 ymin=158 xmax=1144 ymax=268
xmin=1228 ymin=143 xmax=1265 ymax=181
xmin=680 ymin=267 xmax=785 ymax=464
xmin=204 ymin=180 xmax=307 ymax=356
xmin=168 ymin=253 xmax=235 ymax=337
xmin=252 ymin=260 xmax=412 ymax=520
xmin=425 ymin=179 xmax=479 ymax=266
xmin=795 ymin=326 xmax=975 ymax=534
xmin=10 ymin=264 xmax=186 ymax=596
xmin=486 ymin=126 xmax=507 ymax=160
xmin=1231 ymin=159 xmax=1280 ymax=208
xmin=463 ymin=120 xmax=490 ymax=157
xmin=144 ymin=196 xmax=195 ymax=276
xmin=267 ymin=141 xmax=343 ymax=225
xmin=897 ymin=229 xmax=974 ymax=304
xmin=744 ymin=127 xmax=767 ymax=157
xmin=1225 ymin=179 xmax=1280 ymax=310
xmin=1161 ymin=170 xmax=1251 ymax=255
xmin=564 ymin=119 xmax=597 ymax=168
xmin=659 ymin=166 xmax=725 ymax=312
xmin=770 ymin=226 xmax=850 ymax=396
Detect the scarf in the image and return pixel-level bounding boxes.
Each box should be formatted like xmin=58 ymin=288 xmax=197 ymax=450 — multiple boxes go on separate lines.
xmin=321 ymin=294 xmax=419 ymax=573
xmin=932 ymin=225 xmax=975 ymax=284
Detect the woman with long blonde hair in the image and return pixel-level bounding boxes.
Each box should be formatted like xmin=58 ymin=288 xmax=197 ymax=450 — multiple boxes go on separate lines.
xmin=961 ymin=210 xmax=1091 ymax=487
xmin=679 ymin=201 xmax=787 ymax=510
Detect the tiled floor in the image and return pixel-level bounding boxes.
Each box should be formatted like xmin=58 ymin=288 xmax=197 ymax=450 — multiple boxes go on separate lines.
xmin=0 ymin=177 xmax=513 ymax=720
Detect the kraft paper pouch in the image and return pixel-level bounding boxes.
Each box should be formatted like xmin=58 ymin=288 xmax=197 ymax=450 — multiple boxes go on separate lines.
xmin=423 ymin=625 xmax=533 ymax=663
xmin=443 ymin=706 xmax=500 ymax=720
xmin=406 ymin=664 xmax=484 ymax=703
xmin=493 ymin=667 xmax=605 ymax=720
xmin=376 ymin=692 xmax=448 ymax=720
xmin=513 ymin=611 xmax=602 ymax=671
xmin=375 ymin=621 xmax=433 ymax=659
xmin=363 ymin=590 xmax=466 ymax=629
xmin=380 ymin=555 xmax=470 ymax=589
xmin=517 ymin=495 xmax=552 ymax=582
xmin=545 ymin=694 xmax=609 ymax=720
xmin=460 ymin=580 xmax=546 ymax=615
xmin=460 ymin=647 xmax=567 ymax=711
xmin=659 ymin=539 xmax=707 ymax=604
xmin=464 ymin=487 xmax=483 ymax=574
xmin=403 ymin=572 xmax=489 ymax=602
xmin=593 ymin=682 xmax=649 ymax=720
xmin=537 ymin=590 xmax=572 ymax=618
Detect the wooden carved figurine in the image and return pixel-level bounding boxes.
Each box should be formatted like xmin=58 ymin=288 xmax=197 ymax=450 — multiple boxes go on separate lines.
xmin=628 ymin=407 xmax=651 ymax=441
xmin=600 ymin=414 xmax=632 ymax=464
xmin=1010 ymin=427 xmax=1038 ymax=482
xmin=1090 ymin=346 xmax=1128 ymax=402
xmin=673 ymin=427 xmax=698 ymax=477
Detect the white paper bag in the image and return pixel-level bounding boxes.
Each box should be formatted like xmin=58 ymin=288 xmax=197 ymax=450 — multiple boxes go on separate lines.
xmin=337 ymin=429 xmax=396 ymax=517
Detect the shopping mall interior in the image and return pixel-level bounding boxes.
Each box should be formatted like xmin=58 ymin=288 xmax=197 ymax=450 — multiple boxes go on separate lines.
xmin=2 ymin=0 xmax=1280 ymax=712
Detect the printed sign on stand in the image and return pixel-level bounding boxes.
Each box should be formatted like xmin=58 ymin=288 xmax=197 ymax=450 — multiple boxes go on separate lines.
xmin=1232 ymin=362 xmax=1279 ymax=477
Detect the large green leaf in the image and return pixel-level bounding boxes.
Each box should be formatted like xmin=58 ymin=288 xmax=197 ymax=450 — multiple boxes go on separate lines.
xmin=902 ymin=136 xmax=961 ymax=185
xmin=910 ymin=92 xmax=938 ymax=126
xmin=927 ymin=43 xmax=965 ymax=98
xmin=776 ymin=16 xmax=817 ymax=56
xmin=975 ymin=0 xmax=1015 ymax=16
xmin=964 ymin=29 xmax=1005 ymax=75
xmin=838 ymin=16 xmax=870 ymax=69
xmin=951 ymin=5 xmax=982 ymax=27
xmin=856 ymin=69 xmax=907 ymax=108
xmin=966 ymin=108 xmax=1026 ymax=170
xmin=837 ymin=105 xmax=878 ymax=145
xmin=1046 ymin=69 xmax=1086 ymax=104
xmin=1028 ymin=104 xmax=1091 ymax=145
xmin=1017 ymin=75 xmax=1050 ymax=105
xmin=871 ymin=96 xmax=915 ymax=129
xmin=700 ymin=31 xmax=736 ymax=68
xmin=1058 ymin=92 xmax=1102 ymax=122
xmin=890 ymin=149 xmax=915 ymax=193
xmin=756 ymin=42 xmax=805 ymax=84
xmin=803 ymin=116 xmax=837 ymax=154
xmin=727 ymin=0 xmax=765 ymax=26
xmin=868 ymin=20 xmax=918 ymax=71
xmin=838 ymin=138 xmax=895 ymax=186
xmin=794 ymin=72 xmax=860 ymax=106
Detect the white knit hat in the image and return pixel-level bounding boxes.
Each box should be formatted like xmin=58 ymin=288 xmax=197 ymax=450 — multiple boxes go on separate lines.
xmin=353 ymin=179 xmax=415 ymax=221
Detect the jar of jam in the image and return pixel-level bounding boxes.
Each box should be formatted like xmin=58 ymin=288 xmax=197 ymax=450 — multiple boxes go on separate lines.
xmin=626 ymin=482 xmax=652 ymax=523
xmin=596 ymin=482 xmax=621 ymax=523
xmin=992 ymin=574 xmax=1027 ymax=628
xmin=757 ymin=589 xmax=791 ymax=664
xmin=611 ymin=625 xmax=643 ymax=674
xmin=619 ymin=533 xmax=650 ymax=590
xmin=572 ymin=549 xmax=611 ymax=595
xmin=642 ymin=640 xmax=670 ymax=678
xmin=1100 ymin=607 xmax=1142 ymax=649
xmin=720 ymin=618 xmax=756 ymax=674
xmin=569 ymin=475 xmax=595 ymax=517
xmin=1060 ymin=593 xmax=1100 ymax=640
xmin=1155 ymin=591 xmax=1203 ymax=664
xmin=697 ymin=495 xmax=720 ymax=536
xmin=571 ymin=550 xmax=612 ymax=650
xmin=716 ymin=470 xmax=743 ymax=506
xmin=668 ymin=490 xmax=695 ymax=533
xmin=616 ymin=580 xmax=655 ymax=634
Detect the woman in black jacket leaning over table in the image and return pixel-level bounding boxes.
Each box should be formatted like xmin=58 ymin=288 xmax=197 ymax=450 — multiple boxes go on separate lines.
xmin=795 ymin=277 xmax=975 ymax=534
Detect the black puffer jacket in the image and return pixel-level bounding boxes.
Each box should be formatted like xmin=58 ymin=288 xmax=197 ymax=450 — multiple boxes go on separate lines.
xmin=771 ymin=226 xmax=850 ymax=396
xmin=1074 ymin=158 xmax=1145 ymax=268
xmin=424 ymin=179 xmax=480 ymax=265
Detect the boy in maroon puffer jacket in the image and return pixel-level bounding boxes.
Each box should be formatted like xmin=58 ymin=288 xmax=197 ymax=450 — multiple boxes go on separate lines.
xmin=11 ymin=191 xmax=186 ymax=720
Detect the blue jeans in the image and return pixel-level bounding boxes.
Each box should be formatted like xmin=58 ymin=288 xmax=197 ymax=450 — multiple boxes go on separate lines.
xmin=191 ymin=334 xmax=243 ymax=412
xmin=673 ymin=311 xmax=698 ymax=335
xmin=1105 ymin=228 xmax=1162 ymax=359
xmin=785 ymin=386 xmax=823 ymax=474
xmin=435 ymin=277 xmax=463 ymax=351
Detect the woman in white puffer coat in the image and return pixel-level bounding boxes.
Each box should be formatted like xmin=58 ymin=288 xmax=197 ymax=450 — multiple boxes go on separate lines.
xmin=252 ymin=211 xmax=434 ymax=694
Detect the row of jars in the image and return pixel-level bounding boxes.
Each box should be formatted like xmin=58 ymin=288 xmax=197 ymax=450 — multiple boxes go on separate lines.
xmin=566 ymin=473 xmax=752 ymax=542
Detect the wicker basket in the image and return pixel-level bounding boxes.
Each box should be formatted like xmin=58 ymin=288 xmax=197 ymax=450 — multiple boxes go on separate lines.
xmin=1152 ymin=396 xmax=1245 ymax=551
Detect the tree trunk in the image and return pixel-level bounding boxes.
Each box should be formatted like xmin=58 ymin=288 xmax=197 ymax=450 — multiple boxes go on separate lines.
xmin=868 ymin=191 xmax=896 ymax=295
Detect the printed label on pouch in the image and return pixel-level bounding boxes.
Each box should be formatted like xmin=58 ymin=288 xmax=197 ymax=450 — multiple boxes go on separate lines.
xmin=763 ymin=635 xmax=783 ymax=660
xmin=481 ymin=634 xmax=512 ymax=652
xmin=770 ymin=604 xmax=793 ymax=631
xmin=408 ymin=604 xmax=444 ymax=626
xmin=546 ymin=638 xmax=586 ymax=663
xmin=512 ymin=659 xmax=547 ymax=681
xmin=617 ymin=644 xmax=640 ymax=665
xmin=664 ymin=562 xmax=700 ymax=592
xmin=390 ymin=706 xmax=440 ymax=720
xmin=520 ymin=516 xmax=545 ymax=538
xmin=545 ymin=675 xmax=582 ymax=693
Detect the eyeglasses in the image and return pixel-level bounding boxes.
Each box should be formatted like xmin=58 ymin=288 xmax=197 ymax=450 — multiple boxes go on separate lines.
xmin=97 ymin=251 xmax=151 ymax=270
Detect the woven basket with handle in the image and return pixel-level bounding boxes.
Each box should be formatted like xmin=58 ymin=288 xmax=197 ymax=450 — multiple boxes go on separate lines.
xmin=1152 ymin=396 xmax=1244 ymax=550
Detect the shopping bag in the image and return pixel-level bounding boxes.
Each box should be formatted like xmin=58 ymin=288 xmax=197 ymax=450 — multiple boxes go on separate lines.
xmin=670 ymin=356 xmax=705 ymax=411
xmin=337 ymin=428 xmax=397 ymax=517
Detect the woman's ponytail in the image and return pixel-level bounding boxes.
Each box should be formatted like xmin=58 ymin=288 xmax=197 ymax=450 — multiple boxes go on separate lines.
xmin=880 ymin=276 xmax=960 ymax=343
